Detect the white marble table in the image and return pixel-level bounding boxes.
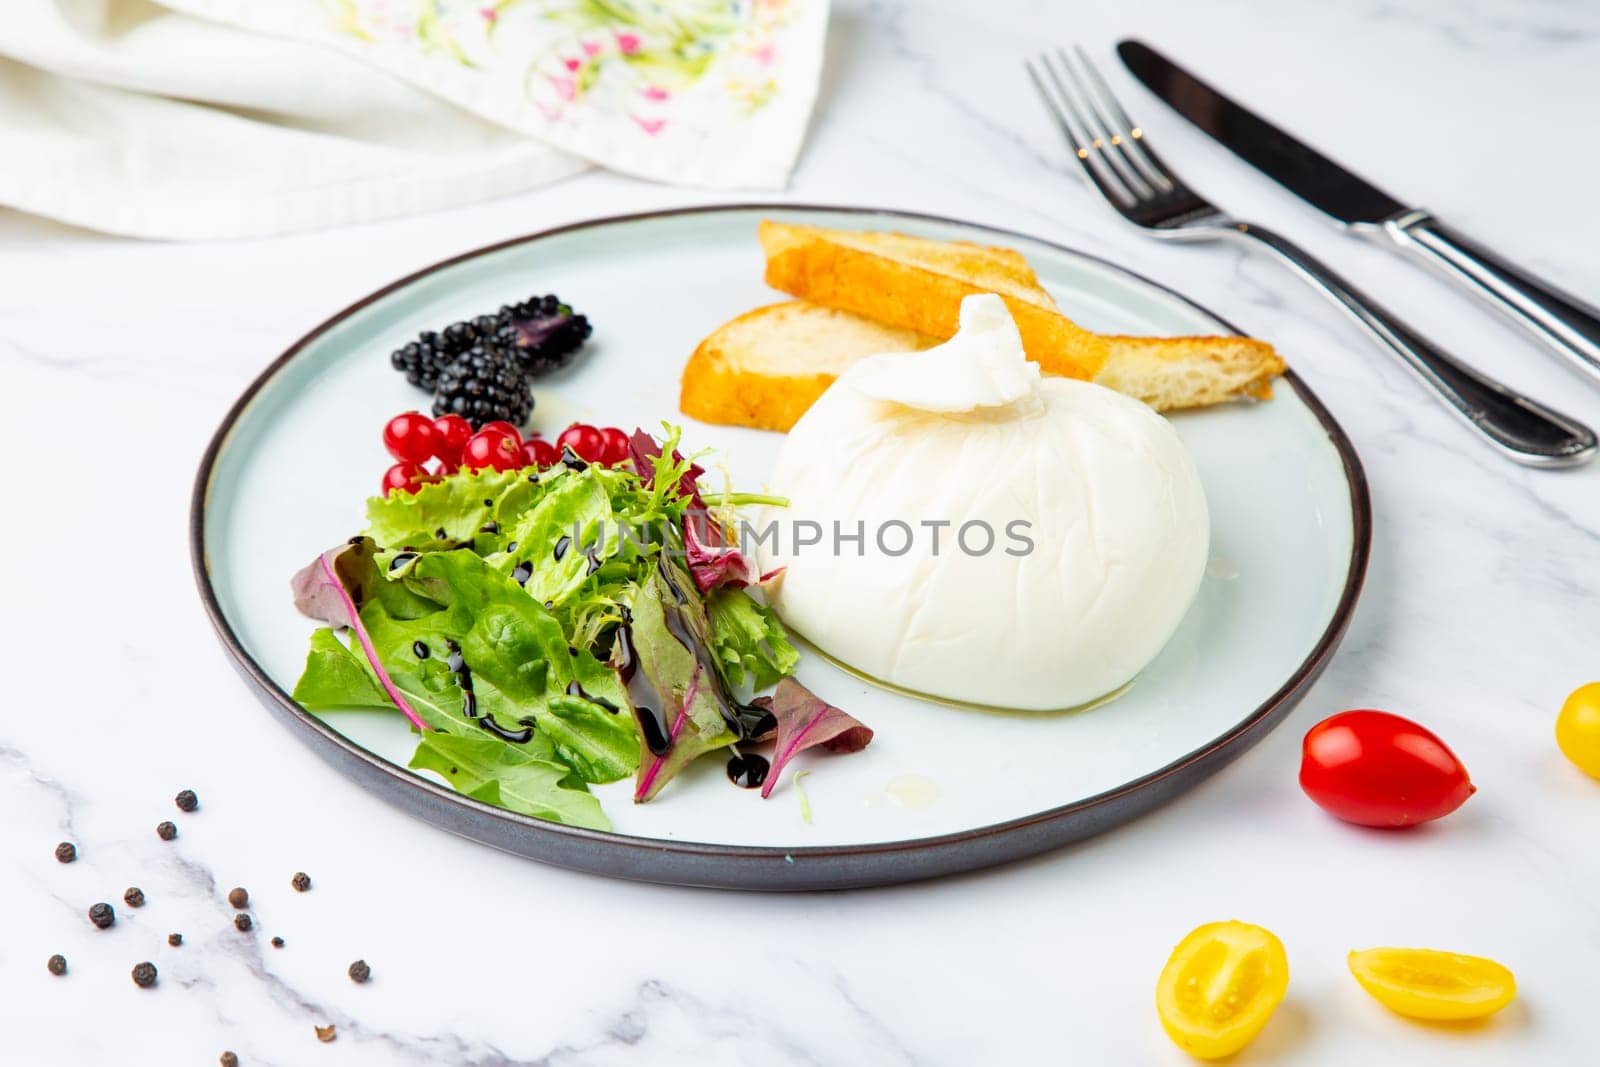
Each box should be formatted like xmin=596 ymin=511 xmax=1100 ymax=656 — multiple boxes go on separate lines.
xmin=6 ymin=1 xmax=1600 ymax=1063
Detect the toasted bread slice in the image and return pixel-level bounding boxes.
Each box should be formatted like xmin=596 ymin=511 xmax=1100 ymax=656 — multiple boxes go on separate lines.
xmin=759 ymin=220 xmax=1110 ymax=378
xmin=681 ymin=301 xmax=1285 ymax=432
xmin=1094 ymin=335 xmax=1284 ymax=410
xmin=680 ymin=302 xmax=937 ymax=431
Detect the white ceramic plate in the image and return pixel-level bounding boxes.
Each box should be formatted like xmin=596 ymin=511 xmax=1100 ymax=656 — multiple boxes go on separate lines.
xmin=193 ymin=206 xmax=1369 ymax=889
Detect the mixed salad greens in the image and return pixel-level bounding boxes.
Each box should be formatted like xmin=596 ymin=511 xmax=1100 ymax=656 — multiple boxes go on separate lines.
xmin=290 ymin=427 xmax=870 ymax=830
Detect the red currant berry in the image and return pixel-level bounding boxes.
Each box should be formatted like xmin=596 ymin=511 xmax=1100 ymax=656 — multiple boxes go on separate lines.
xmin=430 ymin=414 xmax=473 ymax=464
xmin=556 ymin=423 xmax=606 ymax=463
xmin=479 ymin=420 xmax=524 ymax=443
xmin=381 ymin=462 xmax=435 ymax=497
xmin=383 ymin=412 xmax=439 ymax=465
xmin=522 ymin=438 xmax=559 ymax=468
xmin=598 ymin=427 xmax=631 ymax=466
xmin=462 ymin=428 xmax=523 ymax=472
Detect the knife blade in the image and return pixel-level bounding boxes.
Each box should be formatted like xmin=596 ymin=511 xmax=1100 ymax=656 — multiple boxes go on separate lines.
xmin=1117 ymin=38 xmax=1600 ymax=386
xmin=1117 ymin=40 xmax=1403 ymax=224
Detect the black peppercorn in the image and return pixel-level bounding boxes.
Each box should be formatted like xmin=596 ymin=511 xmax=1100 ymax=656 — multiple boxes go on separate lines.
xmin=175 ymin=789 xmax=199 ymax=812
xmin=227 ymin=887 xmax=249 ymax=909
xmin=168 ymin=933 xmax=183 ymax=947
xmin=55 ymin=841 xmax=77 ymax=863
xmin=124 ymin=887 xmax=146 ymax=908
xmin=88 ymin=902 xmax=115 ymax=929
xmin=291 ymin=871 xmax=311 ymax=892
xmin=220 ymin=1053 xmax=239 ymax=1067
xmin=315 ymin=1025 xmax=336 ymax=1043
xmin=131 ymin=961 xmax=158 ymax=988
xmin=347 ymin=959 xmax=371 ymax=984
xmin=233 ymin=913 xmax=253 ymax=932
xmin=156 ymin=821 xmax=177 ymax=841
xmin=270 ymin=936 xmax=285 ymax=948
xmin=47 ymin=954 xmax=67 ymax=976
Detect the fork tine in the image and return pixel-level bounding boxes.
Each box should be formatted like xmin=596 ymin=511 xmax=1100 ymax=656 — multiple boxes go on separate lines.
xmin=1070 ymin=44 xmax=1176 ymax=193
xmin=1028 ymin=53 xmax=1134 ymax=207
xmin=1054 ymin=49 xmax=1156 ymax=200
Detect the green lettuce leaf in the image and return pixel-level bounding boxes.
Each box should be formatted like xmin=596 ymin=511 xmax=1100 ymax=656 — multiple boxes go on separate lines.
xmin=497 ymin=467 xmax=615 ymax=606
xmin=364 ymin=467 xmax=530 ymax=552
xmin=389 ymin=551 xmax=637 ymax=782
xmin=291 ymin=627 xmax=391 ymax=710
xmin=409 ymin=732 xmax=610 ymax=831
xmin=706 ymin=587 xmax=799 ymax=691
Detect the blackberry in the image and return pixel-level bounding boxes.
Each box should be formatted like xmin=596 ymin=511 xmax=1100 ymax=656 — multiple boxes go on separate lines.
xmin=494 ymin=294 xmax=592 ymax=377
xmin=391 ymin=293 xmax=591 ymax=396
xmin=390 ymin=328 xmax=463 ymax=392
xmin=431 ymin=341 xmax=533 ymax=428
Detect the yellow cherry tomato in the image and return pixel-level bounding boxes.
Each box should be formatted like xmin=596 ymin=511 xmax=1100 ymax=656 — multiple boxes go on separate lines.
xmin=1556 ymin=682 xmax=1600 ymax=780
xmin=1348 ymin=947 xmax=1516 ymax=1021
xmin=1156 ymin=921 xmax=1290 ymax=1059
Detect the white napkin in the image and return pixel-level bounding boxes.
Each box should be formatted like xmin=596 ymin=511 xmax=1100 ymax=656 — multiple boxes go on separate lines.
xmin=0 ymin=0 xmax=828 ymax=240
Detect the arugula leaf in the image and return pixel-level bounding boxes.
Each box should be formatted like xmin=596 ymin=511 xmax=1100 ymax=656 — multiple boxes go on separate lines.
xmin=291 ymin=627 xmax=391 ymax=710
xmin=409 ymin=732 xmax=610 ymax=831
xmin=706 ymin=587 xmax=799 ymax=691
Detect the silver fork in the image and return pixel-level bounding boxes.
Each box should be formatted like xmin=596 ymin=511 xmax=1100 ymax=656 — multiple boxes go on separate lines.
xmin=1027 ymin=47 xmax=1597 ymax=468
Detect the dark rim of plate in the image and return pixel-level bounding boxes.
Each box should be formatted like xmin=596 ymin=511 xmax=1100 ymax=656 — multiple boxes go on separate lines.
xmin=189 ymin=204 xmax=1372 ymax=890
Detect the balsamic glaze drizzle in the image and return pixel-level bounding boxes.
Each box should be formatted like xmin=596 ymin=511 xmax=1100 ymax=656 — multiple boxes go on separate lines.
xmin=478 ymin=713 xmax=534 ymax=743
xmin=565 ymin=679 xmax=620 ymax=713
xmin=726 ymin=752 xmax=770 ymax=789
xmin=444 ymin=640 xmax=478 ymax=719
xmin=614 ymin=626 xmax=671 ymax=755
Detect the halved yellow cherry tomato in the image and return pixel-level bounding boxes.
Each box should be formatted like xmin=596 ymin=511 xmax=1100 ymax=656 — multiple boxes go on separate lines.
xmin=1156 ymin=921 xmax=1290 ymax=1059
xmin=1556 ymin=682 xmax=1600 ymax=780
xmin=1348 ymin=947 xmax=1516 ymax=1021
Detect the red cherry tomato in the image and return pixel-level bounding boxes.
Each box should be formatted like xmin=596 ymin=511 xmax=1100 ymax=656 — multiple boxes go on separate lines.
xmin=461 ymin=428 xmax=523 ymax=472
xmin=382 ymin=411 xmax=439 ymax=465
xmin=430 ymin=414 xmax=473 ymax=464
xmin=598 ymin=426 xmax=632 ymax=466
xmin=479 ymin=420 xmax=524 ymax=443
xmin=1299 ymin=710 xmax=1475 ymax=828
xmin=381 ymin=462 xmax=436 ymax=497
xmin=556 ymin=423 xmax=606 ymax=463
xmin=521 ymin=438 xmax=559 ymax=468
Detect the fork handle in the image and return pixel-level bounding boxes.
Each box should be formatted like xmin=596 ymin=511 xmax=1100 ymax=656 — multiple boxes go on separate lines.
xmin=1236 ymin=223 xmax=1596 ymax=468
xmin=1382 ymin=210 xmax=1600 ymax=386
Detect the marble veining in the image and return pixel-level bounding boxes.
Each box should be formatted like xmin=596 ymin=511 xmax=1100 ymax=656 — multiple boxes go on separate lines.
xmin=5 ymin=0 xmax=1600 ymax=1063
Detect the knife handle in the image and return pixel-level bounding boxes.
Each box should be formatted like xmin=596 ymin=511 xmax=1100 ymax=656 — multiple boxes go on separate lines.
xmin=1385 ymin=210 xmax=1600 ymax=385
xmin=1236 ymin=223 xmax=1597 ymax=468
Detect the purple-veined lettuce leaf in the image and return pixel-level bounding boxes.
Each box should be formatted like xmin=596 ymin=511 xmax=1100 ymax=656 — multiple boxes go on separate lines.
xmin=682 ymin=510 xmax=764 ymax=593
xmin=616 ymin=557 xmax=739 ymax=802
xmin=290 ymin=539 xmax=428 ymax=732
xmin=627 ymin=428 xmax=705 ymax=507
xmin=751 ymin=678 xmax=874 ymax=799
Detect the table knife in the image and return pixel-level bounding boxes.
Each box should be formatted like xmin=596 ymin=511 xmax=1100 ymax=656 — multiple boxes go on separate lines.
xmin=1118 ymin=39 xmax=1600 ymax=387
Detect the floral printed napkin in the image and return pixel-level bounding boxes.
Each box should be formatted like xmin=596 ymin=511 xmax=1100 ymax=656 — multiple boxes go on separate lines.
xmin=166 ymin=0 xmax=830 ymax=189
